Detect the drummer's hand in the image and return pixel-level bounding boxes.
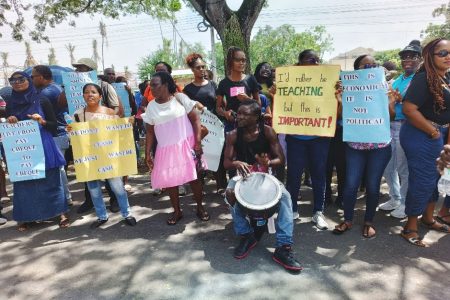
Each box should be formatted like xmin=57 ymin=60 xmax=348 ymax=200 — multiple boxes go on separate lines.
xmin=255 ymin=153 xmax=271 ymax=167
xmin=234 ymin=161 xmax=251 ymax=177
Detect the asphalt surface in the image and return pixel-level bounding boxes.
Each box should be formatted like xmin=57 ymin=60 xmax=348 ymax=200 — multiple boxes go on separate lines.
xmin=0 ymin=171 xmax=449 ymax=300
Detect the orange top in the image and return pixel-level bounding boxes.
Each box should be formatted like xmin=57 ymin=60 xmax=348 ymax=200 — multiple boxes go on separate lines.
xmin=143 ymin=84 xmax=184 ymax=103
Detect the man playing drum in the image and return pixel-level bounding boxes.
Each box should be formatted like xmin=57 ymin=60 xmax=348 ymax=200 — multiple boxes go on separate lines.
xmin=223 ymin=100 xmax=302 ymax=272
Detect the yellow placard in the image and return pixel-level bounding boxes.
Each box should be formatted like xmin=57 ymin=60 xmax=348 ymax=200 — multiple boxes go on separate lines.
xmin=273 ymin=65 xmax=341 ymax=136
xmin=69 ymin=118 xmax=137 ymax=182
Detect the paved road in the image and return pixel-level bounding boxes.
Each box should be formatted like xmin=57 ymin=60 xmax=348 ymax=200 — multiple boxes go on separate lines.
xmin=0 ymin=173 xmax=449 ymax=300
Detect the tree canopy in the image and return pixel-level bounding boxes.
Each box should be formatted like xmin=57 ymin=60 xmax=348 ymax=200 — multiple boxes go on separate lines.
xmin=0 ymin=0 xmax=182 ymax=42
xmin=421 ymin=1 xmax=450 ymax=43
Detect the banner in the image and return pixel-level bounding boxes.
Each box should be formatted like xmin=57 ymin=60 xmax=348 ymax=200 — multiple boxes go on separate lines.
xmin=273 ymin=65 xmax=340 ymax=136
xmin=112 ymin=82 xmax=132 ymax=117
xmin=341 ymin=67 xmax=390 ymax=143
xmin=200 ymin=110 xmax=225 ymax=172
xmin=69 ymin=118 xmax=137 ymax=182
xmin=62 ymin=71 xmax=97 ymax=115
xmin=0 ymin=120 xmax=45 ymax=182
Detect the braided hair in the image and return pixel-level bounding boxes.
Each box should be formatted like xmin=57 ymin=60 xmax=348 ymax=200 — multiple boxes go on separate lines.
xmin=418 ymin=38 xmax=447 ymax=113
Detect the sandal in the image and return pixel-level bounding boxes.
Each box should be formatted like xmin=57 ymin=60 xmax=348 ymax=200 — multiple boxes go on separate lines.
xmin=59 ymin=217 xmax=70 ymax=228
xmin=362 ymin=224 xmax=376 ymax=238
xmin=436 ymin=214 xmax=450 ymax=226
xmin=420 ymin=218 xmax=450 ymax=233
xmin=167 ymin=211 xmax=183 ymax=225
xmin=400 ymin=229 xmax=427 ymax=247
xmin=196 ymin=209 xmax=210 ymax=221
xmin=17 ymin=223 xmax=29 ymax=232
xmin=332 ymin=221 xmax=352 ymax=235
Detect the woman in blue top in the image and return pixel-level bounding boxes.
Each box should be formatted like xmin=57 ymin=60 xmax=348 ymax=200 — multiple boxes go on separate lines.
xmin=285 ymin=49 xmax=330 ymax=230
xmin=378 ymin=40 xmax=422 ymax=219
xmin=6 ymin=71 xmax=68 ymax=231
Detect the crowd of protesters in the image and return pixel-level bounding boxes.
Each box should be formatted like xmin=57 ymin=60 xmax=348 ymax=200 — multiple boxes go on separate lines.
xmin=0 ymin=37 xmax=450 ymax=272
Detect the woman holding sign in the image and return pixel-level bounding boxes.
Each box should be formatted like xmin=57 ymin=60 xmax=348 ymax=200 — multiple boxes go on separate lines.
xmin=6 ymin=71 xmax=68 ymax=231
xmin=71 ymin=83 xmax=137 ymax=228
xmin=143 ymin=72 xmax=209 ymax=225
xmin=400 ymin=38 xmax=450 ymax=247
xmin=333 ymin=55 xmax=394 ymax=238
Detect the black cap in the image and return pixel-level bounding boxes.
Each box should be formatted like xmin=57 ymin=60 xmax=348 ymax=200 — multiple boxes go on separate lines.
xmin=399 ymin=40 xmax=422 ymax=56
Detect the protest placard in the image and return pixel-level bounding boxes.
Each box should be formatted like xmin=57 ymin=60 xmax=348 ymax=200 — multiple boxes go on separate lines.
xmin=273 ymin=65 xmax=340 ymax=136
xmin=62 ymin=71 xmax=97 ymax=115
xmin=0 ymin=120 xmax=45 ymax=182
xmin=200 ymin=110 xmax=225 ymax=172
xmin=69 ymin=118 xmax=137 ymax=182
xmin=112 ymin=83 xmax=132 ymax=117
xmin=341 ymin=67 xmax=390 ymax=143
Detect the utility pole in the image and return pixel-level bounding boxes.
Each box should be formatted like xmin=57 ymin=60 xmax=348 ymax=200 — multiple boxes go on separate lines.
xmin=210 ymin=26 xmax=217 ymax=81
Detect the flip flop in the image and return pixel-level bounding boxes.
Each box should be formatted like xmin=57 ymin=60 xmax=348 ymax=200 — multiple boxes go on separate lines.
xmin=59 ymin=217 xmax=70 ymax=228
xmin=436 ymin=215 xmax=450 ymax=226
xmin=167 ymin=212 xmax=183 ymax=225
xmin=362 ymin=224 xmax=376 ymax=238
xmin=400 ymin=229 xmax=427 ymax=247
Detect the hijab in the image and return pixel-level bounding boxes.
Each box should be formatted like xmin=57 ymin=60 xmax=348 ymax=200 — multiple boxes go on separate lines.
xmin=7 ymin=71 xmax=42 ymax=121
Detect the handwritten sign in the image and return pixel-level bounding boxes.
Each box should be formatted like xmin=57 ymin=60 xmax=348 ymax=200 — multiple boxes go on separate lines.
xmin=341 ymin=67 xmax=390 ymax=143
xmin=273 ymin=65 xmax=340 ymax=136
xmin=112 ymin=83 xmax=132 ymax=117
xmin=0 ymin=121 xmax=45 ymax=182
xmin=200 ymin=110 xmax=225 ymax=172
xmin=62 ymin=71 xmax=97 ymax=115
xmin=69 ymin=118 xmax=137 ymax=181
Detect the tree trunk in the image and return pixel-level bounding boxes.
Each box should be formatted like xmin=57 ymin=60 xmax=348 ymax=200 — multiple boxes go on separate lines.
xmin=188 ymin=0 xmax=266 ymax=74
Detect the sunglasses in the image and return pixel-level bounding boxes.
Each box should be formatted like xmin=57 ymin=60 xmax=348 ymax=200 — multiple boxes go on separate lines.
xmin=361 ymin=63 xmax=379 ymax=69
xmin=107 ymin=73 xmax=115 ymax=75
xmin=434 ymin=49 xmax=450 ymax=58
xmin=9 ymin=77 xmax=27 ymax=84
xmin=400 ymin=55 xmax=420 ymax=61
xmin=233 ymin=58 xmax=247 ymax=63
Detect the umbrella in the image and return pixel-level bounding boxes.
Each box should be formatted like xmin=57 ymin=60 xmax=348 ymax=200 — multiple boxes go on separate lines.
xmin=23 ymin=65 xmax=74 ymax=86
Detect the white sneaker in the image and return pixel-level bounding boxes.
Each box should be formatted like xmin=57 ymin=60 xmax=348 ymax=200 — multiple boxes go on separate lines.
xmin=0 ymin=213 xmax=6 ymax=225
xmin=390 ymin=204 xmax=406 ymax=219
xmin=179 ymin=185 xmax=186 ymax=196
xmin=124 ymin=184 xmax=132 ymax=192
xmin=378 ymin=199 xmax=401 ymax=211
xmin=293 ymin=211 xmax=299 ymax=220
xmin=312 ymin=211 xmax=329 ymax=230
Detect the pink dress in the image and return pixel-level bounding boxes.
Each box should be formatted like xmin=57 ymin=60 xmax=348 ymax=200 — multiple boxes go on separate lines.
xmin=142 ymin=93 xmax=199 ymax=189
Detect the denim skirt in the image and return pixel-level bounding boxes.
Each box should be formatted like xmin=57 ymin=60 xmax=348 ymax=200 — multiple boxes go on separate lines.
xmin=400 ymin=121 xmax=448 ymax=216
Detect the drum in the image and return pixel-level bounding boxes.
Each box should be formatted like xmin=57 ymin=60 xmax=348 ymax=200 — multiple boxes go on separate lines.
xmin=234 ymin=172 xmax=281 ymax=219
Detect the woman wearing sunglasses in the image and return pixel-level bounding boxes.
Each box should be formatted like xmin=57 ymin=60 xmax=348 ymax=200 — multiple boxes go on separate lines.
xmin=5 ymin=72 xmax=68 ymax=231
xmin=400 ymin=38 xmax=450 ymax=247
xmin=183 ymin=52 xmax=227 ymax=197
xmin=333 ymin=55 xmax=395 ymax=238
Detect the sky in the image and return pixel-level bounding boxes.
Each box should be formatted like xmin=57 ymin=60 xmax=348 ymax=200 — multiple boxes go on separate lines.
xmin=0 ymin=0 xmax=447 ymax=74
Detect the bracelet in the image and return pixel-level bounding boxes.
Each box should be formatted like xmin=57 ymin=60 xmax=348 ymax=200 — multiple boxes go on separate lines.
xmin=430 ymin=128 xmax=440 ymax=138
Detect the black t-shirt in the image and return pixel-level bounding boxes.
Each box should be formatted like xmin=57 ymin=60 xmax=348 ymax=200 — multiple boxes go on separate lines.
xmin=404 ymin=71 xmax=450 ymax=125
xmin=183 ymin=81 xmax=217 ymax=113
xmin=217 ymin=74 xmax=259 ymax=113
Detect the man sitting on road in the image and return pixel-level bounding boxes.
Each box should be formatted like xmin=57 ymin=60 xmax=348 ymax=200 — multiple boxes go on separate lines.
xmin=223 ymin=100 xmax=302 ymax=272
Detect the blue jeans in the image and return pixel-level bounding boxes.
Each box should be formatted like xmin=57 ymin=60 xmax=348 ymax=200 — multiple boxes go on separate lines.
xmin=227 ymin=177 xmax=294 ymax=247
xmin=400 ymin=122 xmax=448 ymax=216
xmin=383 ymin=121 xmax=408 ymax=204
xmin=286 ymin=136 xmax=330 ymax=213
xmin=343 ymin=144 xmax=392 ymax=222
xmin=86 ymin=177 xmax=131 ymax=220
xmin=53 ymin=134 xmax=71 ymax=201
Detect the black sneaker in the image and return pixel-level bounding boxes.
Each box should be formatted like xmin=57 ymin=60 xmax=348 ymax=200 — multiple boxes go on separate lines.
xmin=90 ymin=218 xmax=108 ymax=229
xmin=124 ymin=216 xmax=137 ymax=226
xmin=233 ymin=233 xmax=257 ymax=259
xmin=109 ymin=198 xmax=120 ymax=213
xmin=273 ymin=245 xmax=303 ymax=272
xmin=77 ymin=200 xmax=94 ymax=214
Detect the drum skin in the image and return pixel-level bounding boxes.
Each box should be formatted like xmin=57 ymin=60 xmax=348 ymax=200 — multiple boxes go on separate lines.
xmin=234 ymin=172 xmax=281 ymax=218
